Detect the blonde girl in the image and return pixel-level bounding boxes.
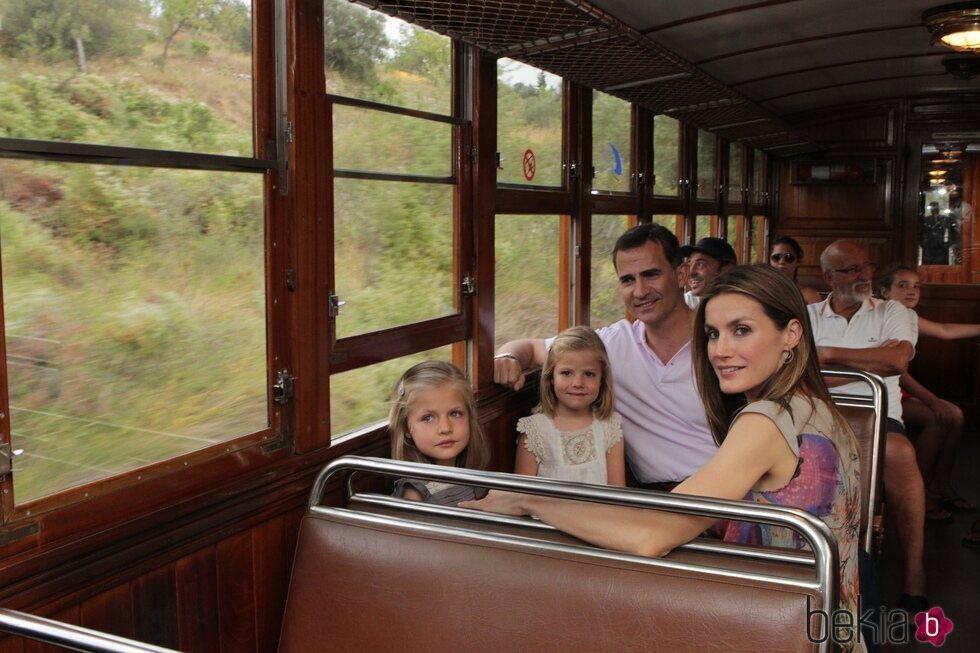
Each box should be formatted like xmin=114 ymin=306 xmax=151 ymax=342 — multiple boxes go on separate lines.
xmin=388 ymin=361 xmax=490 ymax=505
xmin=514 ymin=326 xmax=625 ymax=486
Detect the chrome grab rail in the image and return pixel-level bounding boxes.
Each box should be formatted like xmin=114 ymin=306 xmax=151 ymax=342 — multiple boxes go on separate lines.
xmin=0 ymin=608 xmax=179 ymax=653
xmin=310 ymin=454 xmax=840 ymax=650
xmin=823 ymin=365 xmax=888 ymax=554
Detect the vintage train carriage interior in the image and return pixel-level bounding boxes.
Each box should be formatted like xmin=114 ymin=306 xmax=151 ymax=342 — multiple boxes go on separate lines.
xmin=0 ymin=0 xmax=978 ymax=650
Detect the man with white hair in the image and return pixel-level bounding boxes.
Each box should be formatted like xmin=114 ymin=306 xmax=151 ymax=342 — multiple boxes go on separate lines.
xmin=808 ymin=239 xmax=928 ymax=612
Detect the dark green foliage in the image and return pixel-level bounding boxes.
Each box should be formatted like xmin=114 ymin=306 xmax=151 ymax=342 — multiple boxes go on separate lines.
xmin=0 ymin=0 xmax=148 ymax=66
xmin=323 ymin=0 xmax=389 ymax=84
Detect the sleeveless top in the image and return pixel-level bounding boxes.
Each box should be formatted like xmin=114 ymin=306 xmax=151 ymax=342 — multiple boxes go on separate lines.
xmin=517 ymin=412 xmax=623 ymax=484
xmin=392 ymin=478 xmax=485 ymax=506
xmin=722 ymin=395 xmax=863 ymax=652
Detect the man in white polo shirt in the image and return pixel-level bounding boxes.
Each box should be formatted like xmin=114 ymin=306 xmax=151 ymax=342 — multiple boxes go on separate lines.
xmin=808 ymin=239 xmax=928 ymax=612
xmin=493 ymin=223 xmax=717 ymax=488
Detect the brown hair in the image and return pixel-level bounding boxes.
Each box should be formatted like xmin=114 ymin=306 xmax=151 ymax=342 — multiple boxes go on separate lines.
xmin=388 ymin=361 xmax=489 ymax=470
xmin=692 ymin=265 xmax=856 ymax=452
xmin=538 ymin=326 xmax=615 ymax=420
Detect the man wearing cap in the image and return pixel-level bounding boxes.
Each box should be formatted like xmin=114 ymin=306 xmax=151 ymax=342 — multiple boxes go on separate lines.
xmin=680 ymin=237 xmax=738 ymax=309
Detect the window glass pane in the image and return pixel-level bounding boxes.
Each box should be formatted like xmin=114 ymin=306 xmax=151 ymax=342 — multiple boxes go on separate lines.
xmin=0 ymin=1 xmax=253 ymax=156
xmin=728 ymin=145 xmax=743 ymax=204
xmin=696 ymin=130 xmax=716 ymax=200
xmin=725 ymin=215 xmax=744 ymax=262
xmin=919 ymin=144 xmax=967 ymax=267
xmin=495 ymin=215 xmax=559 ymax=346
xmin=334 ymin=179 xmax=454 ymax=338
xmin=653 ymin=115 xmax=680 ymax=197
xmin=497 ymin=60 xmax=562 ymax=187
xmin=695 ymin=215 xmax=714 ymax=241
xmin=591 ymin=215 xmax=631 ymax=328
xmin=652 ymin=215 xmax=683 ymax=240
xmin=330 ymin=346 xmax=454 ymax=437
xmin=1 ymin=160 xmax=267 ymax=503
xmin=592 ymin=91 xmax=630 ymax=193
xmin=334 ymin=107 xmax=451 ymax=176
xmin=751 ymin=215 xmax=767 ymax=262
xmin=324 ymin=1 xmax=450 ymax=114
xmin=752 ymin=150 xmax=765 ymax=204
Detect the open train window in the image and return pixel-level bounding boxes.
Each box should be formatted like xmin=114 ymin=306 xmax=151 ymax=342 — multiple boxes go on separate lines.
xmin=323 ymin=2 xmax=469 ymax=438
xmin=497 ymin=59 xmax=563 ymax=188
xmin=652 ymin=115 xmax=681 ymax=198
xmin=592 ymin=91 xmax=631 ymax=194
xmin=0 ymin=0 xmax=276 ymax=515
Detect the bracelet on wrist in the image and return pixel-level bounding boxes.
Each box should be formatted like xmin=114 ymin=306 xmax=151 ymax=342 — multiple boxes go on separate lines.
xmin=494 ymin=352 xmax=519 ymax=362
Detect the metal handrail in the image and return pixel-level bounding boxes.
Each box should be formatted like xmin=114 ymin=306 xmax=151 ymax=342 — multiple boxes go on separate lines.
xmin=0 ymin=608 xmax=179 ymax=653
xmin=823 ymin=366 xmax=888 ymax=554
xmin=310 ymin=454 xmax=840 ymax=645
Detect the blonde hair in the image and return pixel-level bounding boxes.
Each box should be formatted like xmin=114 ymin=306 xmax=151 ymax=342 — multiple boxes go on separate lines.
xmin=388 ymin=360 xmax=489 ymax=470
xmin=539 ymin=326 xmax=615 ymax=420
xmin=692 ymin=265 xmax=856 ymax=453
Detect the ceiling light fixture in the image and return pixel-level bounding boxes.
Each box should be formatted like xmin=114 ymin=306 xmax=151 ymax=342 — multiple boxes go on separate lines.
xmin=924 ymin=3 xmax=980 ymax=52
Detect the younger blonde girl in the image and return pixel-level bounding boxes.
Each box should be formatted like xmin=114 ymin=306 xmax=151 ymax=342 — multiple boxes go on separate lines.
xmin=514 ymin=326 xmax=625 ymax=485
xmin=389 ymin=361 xmax=490 ymax=505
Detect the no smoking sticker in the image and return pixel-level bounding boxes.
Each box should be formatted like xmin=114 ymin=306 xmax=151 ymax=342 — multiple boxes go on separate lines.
xmin=522 ymin=149 xmax=536 ymax=181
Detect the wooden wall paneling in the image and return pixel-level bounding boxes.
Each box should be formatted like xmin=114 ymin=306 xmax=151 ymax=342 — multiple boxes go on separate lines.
xmin=776 ymin=159 xmax=894 ymax=232
xmin=80 ymin=582 xmax=135 ymax=640
xmin=0 ymin=636 xmax=24 ymax=653
xmin=800 ymin=105 xmax=895 ymax=150
xmin=175 ymin=546 xmax=220 ymax=653
xmin=215 ymin=530 xmax=256 ymax=652
xmin=252 ymin=516 xmax=291 ymax=653
xmin=131 ymin=565 xmax=179 ymax=650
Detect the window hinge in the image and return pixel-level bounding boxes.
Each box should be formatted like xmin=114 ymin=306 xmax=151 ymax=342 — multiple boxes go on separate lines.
xmin=462 ymin=274 xmax=476 ymax=295
xmin=285 ymin=268 xmax=296 ymax=292
xmin=495 ymin=152 xmax=503 ymax=169
xmin=284 ymin=120 xmax=294 ymax=144
xmin=471 ymin=147 xmax=478 ymax=164
xmin=272 ymin=369 xmax=295 ymax=405
xmin=0 ymin=442 xmax=10 ymax=476
xmin=568 ymin=161 xmax=579 ymax=178
xmin=328 ymin=292 xmax=346 ymax=319
xmin=574 ymin=245 xmax=581 ymax=258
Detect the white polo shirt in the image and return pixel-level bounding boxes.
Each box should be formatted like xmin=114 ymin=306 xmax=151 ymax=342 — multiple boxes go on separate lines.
xmin=807 ymin=296 xmax=915 ymax=423
xmin=549 ymin=319 xmax=717 ymax=483
xmin=683 ymin=291 xmax=701 ymax=310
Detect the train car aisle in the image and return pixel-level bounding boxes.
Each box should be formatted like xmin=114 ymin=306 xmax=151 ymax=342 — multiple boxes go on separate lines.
xmin=880 ymin=428 xmax=979 ymax=652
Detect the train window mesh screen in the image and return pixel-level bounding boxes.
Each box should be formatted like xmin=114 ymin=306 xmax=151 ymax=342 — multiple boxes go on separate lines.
xmin=0 ymin=161 xmax=268 ymax=503
xmin=497 ymin=59 xmax=562 ymax=187
xmin=333 ymin=179 xmax=455 ymax=339
xmin=592 ymin=91 xmax=631 ymax=194
xmin=494 ymin=215 xmax=559 ymax=348
xmin=590 ymin=215 xmax=631 ymax=328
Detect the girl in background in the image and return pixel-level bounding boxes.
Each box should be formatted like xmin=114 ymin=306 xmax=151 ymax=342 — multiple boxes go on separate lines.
xmin=878 ymin=263 xmax=979 ymax=518
xmin=389 ymin=360 xmax=490 ymax=505
xmin=514 ymin=326 xmax=625 ymax=485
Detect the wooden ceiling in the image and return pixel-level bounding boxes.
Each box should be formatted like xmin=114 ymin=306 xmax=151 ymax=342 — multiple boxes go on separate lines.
xmin=359 ymin=1 xmax=980 ymax=153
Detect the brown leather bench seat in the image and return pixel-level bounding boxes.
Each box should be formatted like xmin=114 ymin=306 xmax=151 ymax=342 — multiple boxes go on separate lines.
xmin=278 ymin=457 xmax=839 ymax=653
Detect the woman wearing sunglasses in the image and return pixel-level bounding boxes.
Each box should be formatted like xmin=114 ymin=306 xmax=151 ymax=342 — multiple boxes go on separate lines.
xmin=769 ymin=236 xmax=821 ymax=304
